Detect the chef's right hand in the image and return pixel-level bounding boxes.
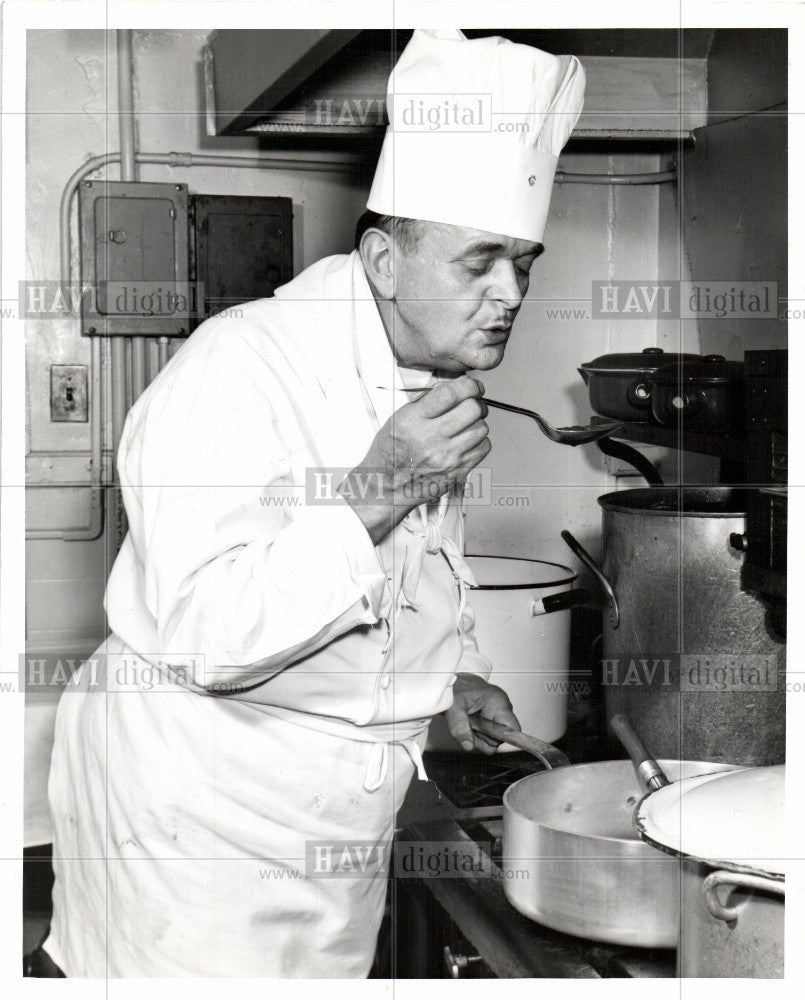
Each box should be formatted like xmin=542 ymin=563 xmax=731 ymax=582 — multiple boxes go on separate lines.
xmin=339 ymin=375 xmax=491 ymax=544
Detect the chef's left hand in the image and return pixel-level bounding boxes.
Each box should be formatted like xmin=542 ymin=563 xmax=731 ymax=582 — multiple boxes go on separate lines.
xmin=444 ymin=673 xmax=520 ymax=755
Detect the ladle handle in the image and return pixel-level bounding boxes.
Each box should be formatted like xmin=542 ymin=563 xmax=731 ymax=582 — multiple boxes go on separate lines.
xmin=610 ymin=714 xmax=670 ymax=792
xmin=469 ymin=716 xmax=570 ymax=770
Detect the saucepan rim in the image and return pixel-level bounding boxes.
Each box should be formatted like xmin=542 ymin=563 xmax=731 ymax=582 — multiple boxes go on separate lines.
xmin=465 ymin=553 xmax=577 ymax=590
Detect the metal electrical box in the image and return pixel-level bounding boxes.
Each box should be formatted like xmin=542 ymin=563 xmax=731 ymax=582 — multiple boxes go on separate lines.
xmin=79 ymin=180 xmax=191 ymax=336
xmin=190 ymin=194 xmax=293 ymax=327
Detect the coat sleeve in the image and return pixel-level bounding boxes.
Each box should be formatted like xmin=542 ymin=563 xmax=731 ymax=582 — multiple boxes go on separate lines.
xmin=115 ymin=329 xmax=388 ymax=692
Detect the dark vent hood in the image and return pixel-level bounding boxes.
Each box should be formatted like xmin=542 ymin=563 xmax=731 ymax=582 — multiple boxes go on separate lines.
xmin=205 ymin=28 xmax=722 ymax=142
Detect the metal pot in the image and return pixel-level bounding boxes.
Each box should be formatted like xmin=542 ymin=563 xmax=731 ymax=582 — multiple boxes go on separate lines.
xmin=648 ymin=356 xmax=745 ymax=431
xmin=563 ymin=487 xmax=785 ymax=765
xmin=501 ymin=758 xmax=737 ymax=947
xmin=578 ymin=347 xmax=700 ymax=422
xmin=426 ymin=556 xmax=585 ymax=751
xmin=635 ymin=765 xmax=785 ymax=977
xmin=677 ymin=862 xmax=784 ymax=977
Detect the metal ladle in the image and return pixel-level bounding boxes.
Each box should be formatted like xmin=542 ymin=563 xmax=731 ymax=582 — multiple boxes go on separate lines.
xmin=482 ymin=397 xmax=624 ymax=447
xmin=391 ymin=388 xmax=624 ymax=446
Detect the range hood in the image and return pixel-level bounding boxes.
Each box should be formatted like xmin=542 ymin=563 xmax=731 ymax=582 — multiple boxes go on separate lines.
xmin=205 ymin=28 xmax=720 ymax=142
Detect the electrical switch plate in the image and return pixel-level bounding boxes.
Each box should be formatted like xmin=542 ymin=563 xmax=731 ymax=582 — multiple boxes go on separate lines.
xmin=50 ymin=365 xmax=88 ymax=422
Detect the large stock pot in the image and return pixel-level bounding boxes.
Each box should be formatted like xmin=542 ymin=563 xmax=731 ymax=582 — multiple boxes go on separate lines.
xmin=563 ymin=487 xmax=785 ymax=765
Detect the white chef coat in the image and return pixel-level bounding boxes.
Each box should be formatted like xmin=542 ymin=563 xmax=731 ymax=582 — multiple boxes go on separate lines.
xmin=44 ymin=251 xmax=492 ymax=977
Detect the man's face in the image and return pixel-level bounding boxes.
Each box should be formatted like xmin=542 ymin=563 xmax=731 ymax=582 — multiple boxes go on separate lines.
xmin=389 ymin=222 xmax=541 ymax=372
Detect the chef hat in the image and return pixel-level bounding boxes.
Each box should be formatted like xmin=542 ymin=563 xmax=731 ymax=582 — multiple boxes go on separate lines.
xmin=367 ymin=29 xmax=585 ymax=244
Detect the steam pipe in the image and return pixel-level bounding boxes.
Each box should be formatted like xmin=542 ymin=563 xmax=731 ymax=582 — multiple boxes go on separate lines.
xmin=555 ymin=168 xmax=677 ymax=185
xmin=117 ymin=30 xmax=136 ymax=181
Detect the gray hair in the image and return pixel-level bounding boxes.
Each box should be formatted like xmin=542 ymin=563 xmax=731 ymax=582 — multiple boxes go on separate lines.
xmin=354 ymin=211 xmax=426 ymax=253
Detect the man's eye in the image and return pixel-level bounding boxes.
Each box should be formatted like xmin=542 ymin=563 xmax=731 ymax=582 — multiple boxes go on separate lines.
xmin=463 ymin=260 xmax=491 ymax=276
xmin=515 ymin=259 xmax=535 ymax=277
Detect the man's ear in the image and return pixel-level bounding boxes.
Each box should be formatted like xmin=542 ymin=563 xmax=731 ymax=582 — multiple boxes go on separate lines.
xmin=358 ymin=228 xmax=396 ymax=300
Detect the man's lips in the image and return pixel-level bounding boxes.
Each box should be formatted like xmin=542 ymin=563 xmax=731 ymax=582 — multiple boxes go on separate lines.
xmin=479 ymin=318 xmax=514 ymax=332
xmin=479 ymin=325 xmax=512 ymax=342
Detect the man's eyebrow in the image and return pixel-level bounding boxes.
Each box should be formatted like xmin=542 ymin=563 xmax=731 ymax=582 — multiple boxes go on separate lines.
xmin=450 ymin=240 xmax=507 ymax=259
xmin=450 ymin=241 xmax=541 ymax=260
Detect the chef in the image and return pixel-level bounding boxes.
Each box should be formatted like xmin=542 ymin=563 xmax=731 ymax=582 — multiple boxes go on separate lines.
xmin=41 ymin=29 xmax=584 ymax=978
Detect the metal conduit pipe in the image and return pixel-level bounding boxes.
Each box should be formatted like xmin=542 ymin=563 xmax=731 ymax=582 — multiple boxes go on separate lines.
xmin=109 ymin=29 xmax=137 ymax=554
xmin=131 ymin=339 xmax=147 ymax=402
xmin=157 ymin=336 xmax=170 ymax=371
xmin=117 ymin=31 xmax=136 ymax=180
xmin=123 ymin=337 xmax=134 ymax=412
xmin=119 ymin=29 xmax=147 ymax=408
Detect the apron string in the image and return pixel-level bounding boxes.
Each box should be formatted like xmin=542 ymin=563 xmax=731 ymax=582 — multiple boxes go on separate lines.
xmin=363 ymin=737 xmax=429 ymax=793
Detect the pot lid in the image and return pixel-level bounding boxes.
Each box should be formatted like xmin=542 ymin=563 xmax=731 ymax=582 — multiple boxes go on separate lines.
xmin=579 ymin=347 xmax=700 ymax=375
xmin=648 ymin=355 xmax=743 ymax=386
xmin=635 ymin=765 xmax=785 ymax=877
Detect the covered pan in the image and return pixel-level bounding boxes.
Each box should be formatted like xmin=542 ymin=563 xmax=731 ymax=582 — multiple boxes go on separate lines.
xmin=634 ymin=764 xmax=785 ymax=976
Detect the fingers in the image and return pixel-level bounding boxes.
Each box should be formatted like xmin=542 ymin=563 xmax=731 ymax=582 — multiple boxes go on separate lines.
xmin=483 ymin=704 xmax=521 ymax=733
xmin=442 ymin=702 xmax=475 ymax=752
xmin=415 ymin=375 xmax=485 ymax=418
xmin=473 ymin=731 xmax=500 ymax=753
xmin=451 ymin=420 xmax=490 ymax=457
xmin=440 ymin=397 xmax=489 ymax=436
xmin=472 ymin=690 xmax=520 ymax=753
xmin=453 ymin=437 xmax=492 ymax=478
xmin=478 ymin=698 xmax=521 ymax=752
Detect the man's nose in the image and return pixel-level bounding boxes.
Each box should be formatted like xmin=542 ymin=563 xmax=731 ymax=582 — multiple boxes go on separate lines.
xmin=489 ymin=261 xmax=525 ymax=309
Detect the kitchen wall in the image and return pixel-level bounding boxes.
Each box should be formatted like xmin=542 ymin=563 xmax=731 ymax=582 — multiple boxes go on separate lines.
xmin=25 ymin=28 xmax=699 ymax=655
xmin=467 ymin=147 xmax=696 ymax=565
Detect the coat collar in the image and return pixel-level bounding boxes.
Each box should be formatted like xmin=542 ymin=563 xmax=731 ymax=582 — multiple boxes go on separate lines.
xmin=347 ymin=251 xmax=434 ymax=429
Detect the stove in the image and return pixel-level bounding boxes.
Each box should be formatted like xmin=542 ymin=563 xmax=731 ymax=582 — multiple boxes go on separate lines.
xmin=421 ymin=749 xmax=546 ymax=813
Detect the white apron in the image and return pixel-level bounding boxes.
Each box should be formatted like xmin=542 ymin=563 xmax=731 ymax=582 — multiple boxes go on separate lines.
xmin=44 ymin=253 xmax=492 ymax=977
xmin=45 ymin=638 xmax=426 ymax=978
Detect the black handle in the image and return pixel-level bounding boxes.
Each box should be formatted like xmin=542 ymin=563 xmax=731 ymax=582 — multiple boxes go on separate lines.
xmin=560 ymin=530 xmax=620 ymax=628
xmin=532 ymin=588 xmax=591 ymax=616
xmin=595 ymin=437 xmax=664 ymax=487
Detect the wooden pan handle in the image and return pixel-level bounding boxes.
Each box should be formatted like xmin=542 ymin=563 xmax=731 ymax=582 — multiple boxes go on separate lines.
xmin=610 ymin=714 xmax=670 ymax=791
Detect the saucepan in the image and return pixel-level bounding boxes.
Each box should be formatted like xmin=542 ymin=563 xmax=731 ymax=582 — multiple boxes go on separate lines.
xmin=470 ymin=716 xmax=738 ymax=948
